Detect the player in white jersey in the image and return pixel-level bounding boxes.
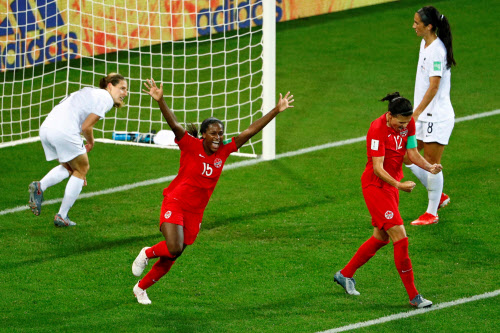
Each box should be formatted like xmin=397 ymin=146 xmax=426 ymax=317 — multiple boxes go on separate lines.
xmin=28 ymin=73 xmax=128 ymax=227
xmin=404 ymin=6 xmax=456 ymax=226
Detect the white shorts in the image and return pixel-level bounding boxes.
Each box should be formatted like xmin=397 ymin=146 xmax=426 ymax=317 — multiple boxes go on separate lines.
xmin=415 ymin=118 xmax=454 ymax=145
xmin=40 ymin=127 xmax=86 ymax=163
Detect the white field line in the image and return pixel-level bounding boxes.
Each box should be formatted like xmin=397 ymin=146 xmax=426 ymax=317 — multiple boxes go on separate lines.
xmin=2 ymin=109 xmax=499 ymax=216
xmin=317 ymin=289 xmax=500 ymax=333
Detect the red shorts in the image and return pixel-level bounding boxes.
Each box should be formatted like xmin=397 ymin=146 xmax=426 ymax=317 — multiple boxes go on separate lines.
xmin=160 ymin=197 xmax=203 ymax=245
xmin=362 ymin=185 xmax=403 ymax=231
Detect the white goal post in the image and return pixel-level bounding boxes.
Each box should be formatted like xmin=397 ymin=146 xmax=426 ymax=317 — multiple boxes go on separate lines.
xmin=0 ymin=0 xmax=276 ymax=159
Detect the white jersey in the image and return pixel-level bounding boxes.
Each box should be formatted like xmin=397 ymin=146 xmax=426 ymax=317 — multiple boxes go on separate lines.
xmin=41 ymin=87 xmax=114 ymax=135
xmin=414 ymin=38 xmax=454 ymax=122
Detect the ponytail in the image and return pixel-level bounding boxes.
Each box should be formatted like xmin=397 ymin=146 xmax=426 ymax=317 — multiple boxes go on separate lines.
xmin=381 ymin=92 xmax=413 ymax=117
xmin=417 ymin=6 xmax=456 ymax=68
xmin=99 ymin=73 xmax=125 ymax=89
xmin=186 ymin=123 xmax=199 ymax=138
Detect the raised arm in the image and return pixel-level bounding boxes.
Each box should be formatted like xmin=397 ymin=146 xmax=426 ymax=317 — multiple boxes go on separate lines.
xmin=143 ymin=79 xmax=185 ymax=140
xmin=234 ymin=92 xmax=294 ymax=149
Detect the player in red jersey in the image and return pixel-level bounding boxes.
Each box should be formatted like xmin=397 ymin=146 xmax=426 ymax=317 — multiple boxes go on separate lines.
xmin=131 ymin=78 xmax=294 ymax=304
xmin=334 ymin=92 xmax=442 ymax=308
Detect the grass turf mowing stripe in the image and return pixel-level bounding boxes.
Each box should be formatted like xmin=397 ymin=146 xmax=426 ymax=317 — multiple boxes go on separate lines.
xmin=2 ymin=109 xmax=499 ymax=216
xmin=317 ymin=289 xmax=500 ymax=333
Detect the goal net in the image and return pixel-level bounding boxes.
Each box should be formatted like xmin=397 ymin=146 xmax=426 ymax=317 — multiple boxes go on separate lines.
xmin=0 ymin=0 xmax=276 ymax=158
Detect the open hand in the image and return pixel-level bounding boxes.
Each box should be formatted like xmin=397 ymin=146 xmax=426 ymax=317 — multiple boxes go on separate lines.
xmin=143 ymin=78 xmax=163 ymax=102
xmin=277 ymin=92 xmax=294 ymax=112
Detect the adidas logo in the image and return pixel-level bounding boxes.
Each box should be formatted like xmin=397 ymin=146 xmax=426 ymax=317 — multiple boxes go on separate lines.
xmin=0 ymin=0 xmax=78 ymax=70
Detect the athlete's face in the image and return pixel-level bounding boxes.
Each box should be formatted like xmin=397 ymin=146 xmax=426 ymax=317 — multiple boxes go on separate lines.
xmin=413 ymin=13 xmax=431 ymax=37
xmin=202 ymin=123 xmax=224 ymax=155
xmin=107 ymin=80 xmax=128 ymax=108
xmin=387 ymin=113 xmax=412 ymax=132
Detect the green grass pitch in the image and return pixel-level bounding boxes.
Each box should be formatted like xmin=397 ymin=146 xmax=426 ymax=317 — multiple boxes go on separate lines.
xmin=0 ymin=0 xmax=499 ymax=332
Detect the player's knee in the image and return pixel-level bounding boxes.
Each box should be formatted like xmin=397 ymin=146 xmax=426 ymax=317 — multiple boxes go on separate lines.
xmin=81 ymin=164 xmax=90 ymax=176
xmin=167 ymin=242 xmax=184 ymax=258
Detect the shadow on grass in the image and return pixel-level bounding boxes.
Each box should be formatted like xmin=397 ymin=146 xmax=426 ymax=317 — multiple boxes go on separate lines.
xmin=0 ymin=232 xmax=160 ymax=271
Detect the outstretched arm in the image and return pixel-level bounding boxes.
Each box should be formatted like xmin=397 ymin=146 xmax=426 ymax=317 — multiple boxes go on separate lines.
xmin=234 ymin=92 xmax=294 ymax=149
xmin=143 ymin=79 xmax=185 ymax=140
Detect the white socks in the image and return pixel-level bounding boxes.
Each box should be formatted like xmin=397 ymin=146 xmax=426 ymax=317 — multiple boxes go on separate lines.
xmin=406 ymin=164 xmax=428 ymax=187
xmin=58 ymin=176 xmax=84 ymax=218
xmin=406 ymin=164 xmax=443 ymax=216
xmin=40 ymin=165 xmax=70 ymax=192
xmin=426 ymin=171 xmax=443 ymax=216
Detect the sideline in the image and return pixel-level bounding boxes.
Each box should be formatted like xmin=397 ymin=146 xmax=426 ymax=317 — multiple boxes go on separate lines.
xmin=1 ymin=109 xmax=499 ymax=216
xmin=317 ymin=289 xmax=500 ymax=333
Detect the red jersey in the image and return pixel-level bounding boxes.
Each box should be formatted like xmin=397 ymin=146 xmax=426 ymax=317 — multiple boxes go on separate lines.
xmin=163 ymin=133 xmax=238 ymax=213
xmin=361 ymin=113 xmax=416 ymax=189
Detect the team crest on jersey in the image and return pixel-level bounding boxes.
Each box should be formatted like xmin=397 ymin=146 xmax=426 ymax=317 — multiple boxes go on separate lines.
xmin=400 ymin=128 xmax=408 ymax=137
xmin=214 ymin=158 xmax=222 ymax=168
xmin=164 ymin=211 xmax=172 ymax=219
xmin=385 ymin=211 xmax=394 ymax=219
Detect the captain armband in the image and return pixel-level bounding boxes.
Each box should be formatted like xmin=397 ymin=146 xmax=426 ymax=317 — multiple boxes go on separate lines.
xmin=406 ymin=135 xmax=417 ymax=149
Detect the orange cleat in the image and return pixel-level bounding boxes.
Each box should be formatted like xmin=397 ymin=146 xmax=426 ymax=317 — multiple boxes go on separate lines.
xmin=439 ymin=193 xmax=450 ymax=210
xmin=411 ymin=212 xmax=439 ymax=226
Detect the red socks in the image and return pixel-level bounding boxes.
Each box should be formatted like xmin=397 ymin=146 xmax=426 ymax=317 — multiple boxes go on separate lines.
xmin=138 ymin=257 xmax=175 ymax=290
xmin=146 ymin=241 xmax=174 ymax=259
xmin=139 ymin=240 xmax=177 ymax=290
xmin=393 ymin=237 xmax=418 ymax=300
xmin=341 ymin=236 xmax=389 ymax=278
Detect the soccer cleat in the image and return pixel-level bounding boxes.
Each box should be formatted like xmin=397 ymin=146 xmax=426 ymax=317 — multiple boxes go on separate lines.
xmin=411 ymin=212 xmax=439 ymax=226
xmin=132 ymin=247 xmax=151 ymax=277
xmin=28 ymin=181 xmax=44 ymax=216
xmin=410 ymin=294 xmax=432 ymax=308
xmin=54 ymin=214 xmax=77 ymax=227
xmin=334 ymin=270 xmax=360 ymax=296
xmin=133 ymin=282 xmax=151 ymax=305
xmin=439 ymin=193 xmax=450 ymax=210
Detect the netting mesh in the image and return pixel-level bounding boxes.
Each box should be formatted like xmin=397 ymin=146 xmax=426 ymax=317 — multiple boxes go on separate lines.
xmin=0 ymin=0 xmax=265 ymax=155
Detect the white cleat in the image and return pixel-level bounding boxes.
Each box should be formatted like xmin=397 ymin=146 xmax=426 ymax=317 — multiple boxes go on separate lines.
xmin=133 ymin=282 xmax=151 ymax=305
xmin=132 ymin=247 xmax=150 ymax=277
xmin=410 ymin=294 xmax=432 ymax=308
xmin=334 ymin=270 xmax=360 ymax=296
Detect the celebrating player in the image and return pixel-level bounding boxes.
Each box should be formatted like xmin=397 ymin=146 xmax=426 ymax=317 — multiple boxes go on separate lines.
xmin=334 ymin=92 xmax=442 ymax=308
xmin=405 ymin=6 xmax=456 ymax=225
xmin=131 ymin=78 xmax=294 ymax=304
xmin=28 ymin=73 xmax=128 ymax=227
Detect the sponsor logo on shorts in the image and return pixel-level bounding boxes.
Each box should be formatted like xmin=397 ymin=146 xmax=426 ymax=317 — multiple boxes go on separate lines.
xmin=164 ymin=211 xmax=172 ymax=219
xmin=214 ymin=158 xmax=222 ymax=168
xmin=385 ymin=211 xmax=394 ymax=219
